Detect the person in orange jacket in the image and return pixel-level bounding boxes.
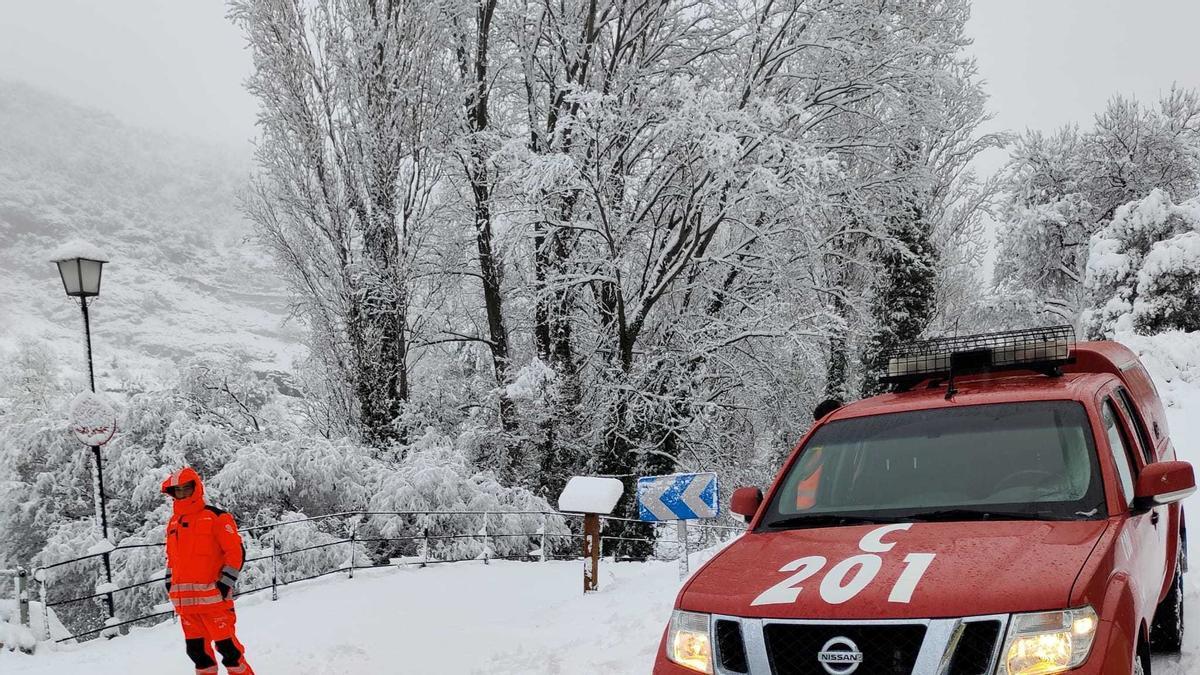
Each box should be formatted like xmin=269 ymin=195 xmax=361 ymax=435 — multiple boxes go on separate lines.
xmin=162 ymin=467 xmax=255 ymax=675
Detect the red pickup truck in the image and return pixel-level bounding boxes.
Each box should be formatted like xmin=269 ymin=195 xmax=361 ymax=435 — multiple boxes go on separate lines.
xmin=654 ymin=328 xmax=1194 ymax=675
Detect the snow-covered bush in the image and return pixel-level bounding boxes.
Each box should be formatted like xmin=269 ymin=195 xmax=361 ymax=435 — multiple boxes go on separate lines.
xmin=257 ymin=512 xmax=367 ymax=585
xmin=1132 ymin=232 xmax=1200 ymax=333
xmin=366 ymin=430 xmax=565 ymax=561
xmin=1084 ymin=190 xmax=1200 ymax=337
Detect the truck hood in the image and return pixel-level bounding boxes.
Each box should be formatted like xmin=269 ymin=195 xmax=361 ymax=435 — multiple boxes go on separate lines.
xmin=680 ymin=520 xmax=1109 ymax=619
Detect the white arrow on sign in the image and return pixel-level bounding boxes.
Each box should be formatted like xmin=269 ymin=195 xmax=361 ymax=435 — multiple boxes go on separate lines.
xmin=637 ymin=472 xmax=719 ymax=521
xmin=639 ymin=476 xmax=679 ymax=521
xmin=679 ymin=474 xmax=714 ymax=517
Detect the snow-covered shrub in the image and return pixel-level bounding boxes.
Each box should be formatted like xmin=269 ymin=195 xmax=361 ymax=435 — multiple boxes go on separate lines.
xmin=258 ymin=512 xmax=367 ymax=584
xmin=30 ymin=520 xmax=110 ymax=638
xmin=1132 ymin=232 xmax=1200 ymax=333
xmin=1083 ymin=189 xmax=1200 ymax=337
xmin=108 ymin=533 xmax=168 ymax=625
xmin=365 ymin=430 xmax=565 ymax=561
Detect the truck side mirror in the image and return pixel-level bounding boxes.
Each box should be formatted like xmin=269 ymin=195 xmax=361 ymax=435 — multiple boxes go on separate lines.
xmin=1134 ymin=461 xmax=1196 ymax=509
xmin=731 ymin=487 xmax=763 ymax=523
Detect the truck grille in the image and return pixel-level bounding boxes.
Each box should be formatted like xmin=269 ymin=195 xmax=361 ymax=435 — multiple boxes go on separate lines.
xmin=716 ymin=619 xmax=750 ymax=673
xmin=947 ymin=620 xmax=1002 ymax=675
xmin=763 ymin=623 xmax=926 ymax=675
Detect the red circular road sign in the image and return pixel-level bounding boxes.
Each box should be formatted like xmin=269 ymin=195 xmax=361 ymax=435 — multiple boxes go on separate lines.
xmin=68 ymin=391 xmax=117 ymax=446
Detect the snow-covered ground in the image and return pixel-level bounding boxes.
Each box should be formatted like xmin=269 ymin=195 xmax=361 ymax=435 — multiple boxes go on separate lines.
xmin=0 ymin=558 xmax=685 ymax=674
xmin=5 ymin=333 xmax=1200 ymax=674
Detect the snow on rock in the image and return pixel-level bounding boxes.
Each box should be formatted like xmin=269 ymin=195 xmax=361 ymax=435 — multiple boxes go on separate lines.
xmin=47 ymin=239 xmax=110 ymax=262
xmin=0 ymin=619 xmax=36 ymax=654
xmin=93 ymin=583 xmax=117 ymax=596
xmin=557 ymin=476 xmax=624 ymax=514
xmin=0 ymin=599 xmax=70 ymax=649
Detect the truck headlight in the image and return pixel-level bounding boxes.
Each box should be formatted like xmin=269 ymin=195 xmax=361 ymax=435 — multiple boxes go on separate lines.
xmin=666 ymin=610 xmax=713 ymax=674
xmin=1000 ymin=606 xmax=1099 ymax=675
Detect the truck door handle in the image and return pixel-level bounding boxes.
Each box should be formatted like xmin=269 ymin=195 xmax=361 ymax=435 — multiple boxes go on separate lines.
xmin=1150 ymin=510 xmax=1160 ymax=526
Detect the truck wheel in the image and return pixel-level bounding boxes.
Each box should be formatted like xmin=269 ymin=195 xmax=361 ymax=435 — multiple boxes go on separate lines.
xmin=1150 ymin=549 xmax=1185 ymax=653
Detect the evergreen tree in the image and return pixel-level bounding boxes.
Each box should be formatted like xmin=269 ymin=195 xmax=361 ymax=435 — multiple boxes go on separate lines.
xmin=860 ymin=203 xmax=939 ymax=397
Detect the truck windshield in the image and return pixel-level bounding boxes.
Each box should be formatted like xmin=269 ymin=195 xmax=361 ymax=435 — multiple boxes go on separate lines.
xmin=758 ymin=401 xmax=1107 ymax=529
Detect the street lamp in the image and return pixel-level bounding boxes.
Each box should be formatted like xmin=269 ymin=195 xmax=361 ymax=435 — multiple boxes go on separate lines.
xmin=51 ymin=243 xmax=115 ymax=623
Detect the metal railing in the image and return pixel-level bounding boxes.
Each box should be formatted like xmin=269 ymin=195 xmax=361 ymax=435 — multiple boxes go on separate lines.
xmin=25 ymin=509 xmax=745 ymax=644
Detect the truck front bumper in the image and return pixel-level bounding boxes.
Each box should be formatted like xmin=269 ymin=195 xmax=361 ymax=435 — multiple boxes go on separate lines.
xmin=651 ymin=612 xmax=1136 ymax=675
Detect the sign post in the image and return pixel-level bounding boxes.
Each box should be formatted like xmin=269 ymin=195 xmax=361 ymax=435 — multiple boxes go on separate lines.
xmin=557 ymin=476 xmax=624 ymax=593
xmin=637 ymin=472 xmax=720 ymax=581
xmin=68 ymin=391 xmax=118 ymax=626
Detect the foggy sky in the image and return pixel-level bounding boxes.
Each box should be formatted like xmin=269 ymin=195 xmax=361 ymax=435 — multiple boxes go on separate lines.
xmin=2 ymin=1 xmax=1199 ymax=154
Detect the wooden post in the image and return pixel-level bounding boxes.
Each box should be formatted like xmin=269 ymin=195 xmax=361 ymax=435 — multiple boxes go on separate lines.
xmin=583 ymin=513 xmax=600 ymax=593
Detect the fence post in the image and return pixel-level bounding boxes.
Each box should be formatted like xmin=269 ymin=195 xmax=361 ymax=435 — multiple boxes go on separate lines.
xmin=16 ymin=567 xmax=29 ymax=630
xmin=420 ymin=527 xmax=429 ymax=568
xmin=348 ymin=522 xmax=356 ymax=580
xmin=37 ymin=571 xmax=50 ymax=641
xmin=538 ymin=513 xmax=547 ymax=563
xmin=677 ymin=520 xmax=689 ymax=581
xmin=480 ymin=511 xmax=490 ymax=565
xmin=270 ymin=537 xmax=279 ymax=602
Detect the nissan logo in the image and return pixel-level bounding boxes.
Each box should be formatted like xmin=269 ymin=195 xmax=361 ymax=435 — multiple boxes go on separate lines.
xmin=817 ymin=636 xmax=864 ymax=675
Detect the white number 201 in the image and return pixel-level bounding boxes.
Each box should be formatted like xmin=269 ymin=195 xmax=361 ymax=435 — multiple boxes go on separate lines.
xmin=750 ymin=524 xmax=935 ymax=607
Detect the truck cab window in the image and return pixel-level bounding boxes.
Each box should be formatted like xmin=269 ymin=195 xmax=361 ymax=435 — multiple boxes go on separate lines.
xmin=1101 ymin=399 xmax=1137 ymax=506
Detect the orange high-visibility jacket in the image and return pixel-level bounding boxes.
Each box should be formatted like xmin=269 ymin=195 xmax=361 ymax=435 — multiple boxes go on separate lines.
xmin=161 ymin=467 xmax=244 ymax=615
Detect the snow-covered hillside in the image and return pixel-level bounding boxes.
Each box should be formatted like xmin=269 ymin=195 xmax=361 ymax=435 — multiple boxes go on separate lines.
xmin=0 ymin=81 xmax=302 ymax=388
xmin=2 ymin=332 xmax=1199 ymax=673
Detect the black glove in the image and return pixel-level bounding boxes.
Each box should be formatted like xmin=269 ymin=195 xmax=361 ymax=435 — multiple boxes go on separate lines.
xmin=217 ymin=581 xmax=231 ymax=599
xmin=164 ymin=570 xmax=172 ymax=593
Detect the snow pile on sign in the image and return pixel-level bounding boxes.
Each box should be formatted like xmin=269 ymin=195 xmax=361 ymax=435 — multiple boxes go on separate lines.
xmin=557 ymin=476 xmax=623 ymax=514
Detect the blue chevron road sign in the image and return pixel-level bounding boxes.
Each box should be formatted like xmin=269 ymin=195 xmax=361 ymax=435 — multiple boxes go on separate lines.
xmin=637 ymin=472 xmax=719 ymax=521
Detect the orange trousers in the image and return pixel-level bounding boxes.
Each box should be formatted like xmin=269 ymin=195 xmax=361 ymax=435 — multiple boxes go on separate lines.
xmin=180 ymin=609 xmax=254 ymax=675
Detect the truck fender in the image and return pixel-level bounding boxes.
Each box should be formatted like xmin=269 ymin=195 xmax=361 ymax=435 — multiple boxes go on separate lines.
xmin=1092 ymin=574 xmax=1142 ymax=674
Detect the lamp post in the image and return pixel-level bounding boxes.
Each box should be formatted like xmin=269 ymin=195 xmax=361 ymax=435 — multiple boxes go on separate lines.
xmin=51 ymin=247 xmax=115 ymax=622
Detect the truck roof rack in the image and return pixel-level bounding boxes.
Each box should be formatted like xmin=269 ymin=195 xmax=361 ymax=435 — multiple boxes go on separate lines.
xmin=881 ymin=325 xmax=1076 ymax=398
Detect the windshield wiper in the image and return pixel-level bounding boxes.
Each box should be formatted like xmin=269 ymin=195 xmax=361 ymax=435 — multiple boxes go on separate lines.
xmin=906 ymin=508 xmax=1072 ymax=523
xmin=762 ymin=514 xmax=913 ymax=530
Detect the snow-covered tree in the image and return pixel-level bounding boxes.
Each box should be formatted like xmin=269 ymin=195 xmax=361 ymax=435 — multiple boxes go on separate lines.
xmin=995 ymin=89 xmax=1200 ymax=324
xmin=230 ymin=0 xmax=453 ymax=448
xmin=1083 ymin=189 xmax=1200 ymax=337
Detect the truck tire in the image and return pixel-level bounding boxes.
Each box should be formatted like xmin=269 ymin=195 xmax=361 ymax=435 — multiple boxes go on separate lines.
xmin=1150 ymin=549 xmax=1185 ymax=653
